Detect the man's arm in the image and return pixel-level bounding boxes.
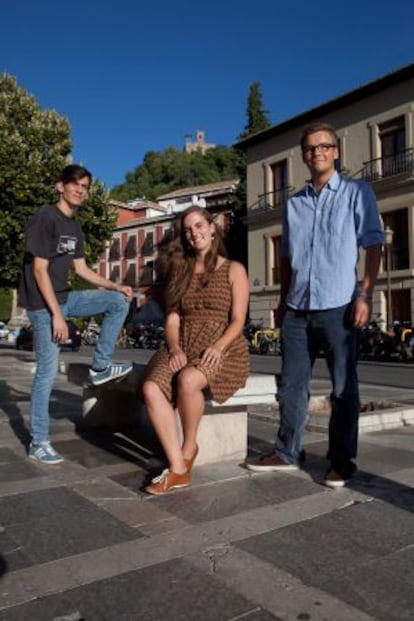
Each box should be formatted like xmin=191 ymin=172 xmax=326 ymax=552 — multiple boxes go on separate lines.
xmin=73 ymin=258 xmax=133 ymax=302
xmin=33 ymin=257 xmax=69 ymax=342
xmin=275 ymin=257 xmax=292 ymax=327
xmin=352 ymin=243 xmax=382 ymax=328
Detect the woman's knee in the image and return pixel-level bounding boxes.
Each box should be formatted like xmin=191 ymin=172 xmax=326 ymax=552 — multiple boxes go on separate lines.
xmin=141 ymin=380 xmax=162 ymax=403
xmin=177 ymin=367 xmax=204 ymax=395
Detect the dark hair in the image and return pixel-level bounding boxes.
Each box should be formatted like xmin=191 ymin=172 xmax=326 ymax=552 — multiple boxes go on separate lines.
xmin=57 ymin=164 xmax=93 ymax=186
xmin=300 ymin=122 xmax=338 ymax=150
xmin=165 ymin=206 xmax=227 ymax=312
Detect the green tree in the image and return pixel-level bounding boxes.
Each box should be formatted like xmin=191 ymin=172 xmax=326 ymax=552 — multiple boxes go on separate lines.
xmin=111 ymin=145 xmax=241 ymax=202
xmin=78 ymin=179 xmax=117 ymax=265
xmin=239 ymin=81 xmax=271 ymax=139
xmin=0 ymin=73 xmax=115 ymax=292
xmin=228 ymin=82 xmax=271 ymax=267
xmin=0 ymin=73 xmax=72 ymax=287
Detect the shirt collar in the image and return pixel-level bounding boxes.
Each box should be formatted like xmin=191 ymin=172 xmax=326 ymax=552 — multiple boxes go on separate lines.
xmin=307 ymin=170 xmax=341 ymax=196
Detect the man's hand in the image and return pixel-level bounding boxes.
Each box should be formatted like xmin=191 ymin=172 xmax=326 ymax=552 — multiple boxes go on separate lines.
xmin=116 ymin=285 xmax=133 ymax=302
xmin=274 ymin=302 xmax=286 ymax=328
xmin=352 ymin=297 xmax=371 ymax=328
xmin=52 ymin=314 xmax=68 ymax=343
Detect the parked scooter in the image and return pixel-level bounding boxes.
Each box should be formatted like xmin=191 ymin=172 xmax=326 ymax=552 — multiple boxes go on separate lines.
xmin=82 ymin=325 xmax=100 ymax=346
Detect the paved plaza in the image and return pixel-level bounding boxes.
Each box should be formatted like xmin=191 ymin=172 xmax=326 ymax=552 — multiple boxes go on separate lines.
xmin=0 ymin=346 xmax=413 ymax=620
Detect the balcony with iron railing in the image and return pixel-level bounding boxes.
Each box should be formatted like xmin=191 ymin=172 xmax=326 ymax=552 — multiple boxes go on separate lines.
xmin=248 ymin=187 xmax=294 ymax=213
xmin=360 ymin=148 xmax=414 ymax=183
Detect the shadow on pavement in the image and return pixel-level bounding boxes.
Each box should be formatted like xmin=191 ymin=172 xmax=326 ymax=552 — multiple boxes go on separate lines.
xmin=0 ymin=380 xmax=31 ymax=448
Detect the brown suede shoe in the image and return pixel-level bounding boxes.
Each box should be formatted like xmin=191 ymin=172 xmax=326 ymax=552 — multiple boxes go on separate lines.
xmin=183 ymin=444 xmax=199 ymax=473
xmin=323 ymin=462 xmax=356 ymax=489
xmin=145 ymin=469 xmax=190 ymax=495
xmin=245 ymin=453 xmax=299 ymax=472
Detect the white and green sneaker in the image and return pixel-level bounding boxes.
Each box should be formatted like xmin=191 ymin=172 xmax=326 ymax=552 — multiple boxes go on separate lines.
xmin=29 ymin=441 xmax=64 ymax=465
xmin=89 ymin=362 xmax=133 ymax=386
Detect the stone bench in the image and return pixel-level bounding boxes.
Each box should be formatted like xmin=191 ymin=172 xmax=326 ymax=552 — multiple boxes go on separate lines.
xmin=72 ymin=363 xmax=277 ymax=465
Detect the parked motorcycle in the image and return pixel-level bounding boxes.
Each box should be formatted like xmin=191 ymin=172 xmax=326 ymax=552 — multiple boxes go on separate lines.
xmin=126 ymin=322 xmax=165 ymax=350
xmin=360 ymin=319 xmax=413 ymax=362
xmin=82 ymin=326 xmax=100 ymax=346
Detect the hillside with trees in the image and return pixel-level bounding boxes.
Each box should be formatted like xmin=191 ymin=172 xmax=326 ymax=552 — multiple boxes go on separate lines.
xmin=110 ymin=145 xmax=244 ymax=202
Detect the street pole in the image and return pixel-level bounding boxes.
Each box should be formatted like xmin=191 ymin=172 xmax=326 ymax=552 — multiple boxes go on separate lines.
xmin=384 ymin=226 xmax=393 ymax=329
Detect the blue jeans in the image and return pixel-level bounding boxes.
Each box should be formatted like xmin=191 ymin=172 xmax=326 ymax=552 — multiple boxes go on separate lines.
xmin=275 ymin=304 xmax=360 ymax=467
xmin=27 ymin=289 xmax=130 ymax=444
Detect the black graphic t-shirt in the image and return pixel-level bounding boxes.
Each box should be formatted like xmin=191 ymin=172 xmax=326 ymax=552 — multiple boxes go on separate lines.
xmin=18 ymin=205 xmax=84 ymax=310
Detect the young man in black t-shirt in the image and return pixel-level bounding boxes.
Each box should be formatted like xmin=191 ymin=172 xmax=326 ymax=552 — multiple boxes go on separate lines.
xmin=18 ymin=164 xmax=133 ymax=464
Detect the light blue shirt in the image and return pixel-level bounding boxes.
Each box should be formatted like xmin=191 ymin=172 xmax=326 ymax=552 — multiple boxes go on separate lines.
xmin=280 ymin=171 xmax=384 ymax=310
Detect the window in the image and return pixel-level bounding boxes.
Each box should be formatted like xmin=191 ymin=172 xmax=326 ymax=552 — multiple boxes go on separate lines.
xmin=271 ymin=236 xmax=282 ymax=284
xmin=385 ymin=289 xmax=411 ymax=323
xmin=382 ymin=209 xmax=409 ymax=271
xmin=124 ymin=235 xmax=137 ymax=259
xmin=270 ymin=160 xmax=288 ymax=206
xmin=142 ymin=231 xmax=154 ymax=256
xmin=379 ymin=117 xmax=406 ymax=177
xmin=110 ymin=265 xmax=120 ymax=282
xmin=140 ymin=261 xmax=154 ymax=286
xmin=109 ymin=238 xmax=120 ymax=261
xmin=334 ymin=138 xmax=342 ymax=172
xmin=123 ymin=263 xmax=136 ymax=287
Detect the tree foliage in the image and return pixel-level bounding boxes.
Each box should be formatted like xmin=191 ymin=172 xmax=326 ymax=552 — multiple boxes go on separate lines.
xmin=239 ymin=81 xmax=271 ymax=139
xmin=111 ymin=145 xmax=243 ymax=202
xmin=0 ymin=73 xmax=72 ymax=287
xmin=0 ymin=73 xmax=115 ymax=289
xmin=77 ymin=179 xmax=117 ymax=265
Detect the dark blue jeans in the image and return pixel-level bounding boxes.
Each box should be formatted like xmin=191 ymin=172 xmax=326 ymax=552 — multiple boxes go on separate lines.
xmin=275 ymin=304 xmax=360 ymax=467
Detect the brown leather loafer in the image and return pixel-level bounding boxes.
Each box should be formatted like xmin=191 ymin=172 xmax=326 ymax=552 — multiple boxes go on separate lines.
xmin=145 ymin=469 xmax=190 ymax=495
xmin=245 ymin=453 xmax=299 ymax=472
xmin=183 ymin=444 xmax=199 ymax=473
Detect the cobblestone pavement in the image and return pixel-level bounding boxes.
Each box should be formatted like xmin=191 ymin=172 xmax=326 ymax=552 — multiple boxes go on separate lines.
xmin=0 ymin=348 xmax=413 ymax=621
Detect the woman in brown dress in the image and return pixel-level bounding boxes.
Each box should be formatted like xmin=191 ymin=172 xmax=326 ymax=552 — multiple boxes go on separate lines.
xmin=142 ymin=206 xmax=249 ymax=495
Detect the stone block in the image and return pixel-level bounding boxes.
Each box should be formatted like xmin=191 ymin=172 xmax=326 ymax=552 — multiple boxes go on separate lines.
xmin=77 ymin=366 xmax=277 ymax=465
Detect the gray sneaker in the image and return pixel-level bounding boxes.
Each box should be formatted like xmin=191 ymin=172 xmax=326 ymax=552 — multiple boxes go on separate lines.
xmin=89 ymin=362 xmax=133 ymax=386
xmin=29 ymin=442 xmax=64 ymax=465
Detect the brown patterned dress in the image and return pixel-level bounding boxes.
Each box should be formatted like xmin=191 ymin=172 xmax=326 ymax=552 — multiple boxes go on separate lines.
xmin=144 ymin=260 xmax=249 ymax=404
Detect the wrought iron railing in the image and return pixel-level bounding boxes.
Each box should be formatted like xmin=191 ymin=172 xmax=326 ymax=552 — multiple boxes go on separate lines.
xmin=249 ymin=187 xmax=294 ymax=211
xmin=361 ymin=148 xmax=414 ymax=182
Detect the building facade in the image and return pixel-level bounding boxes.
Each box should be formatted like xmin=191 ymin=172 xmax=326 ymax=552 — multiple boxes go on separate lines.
xmin=236 ymin=64 xmax=414 ymax=328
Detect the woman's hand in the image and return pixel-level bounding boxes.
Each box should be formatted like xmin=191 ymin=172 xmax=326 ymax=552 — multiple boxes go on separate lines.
xmin=168 ymin=348 xmax=187 ymax=373
xmin=200 ymin=344 xmax=223 ymax=370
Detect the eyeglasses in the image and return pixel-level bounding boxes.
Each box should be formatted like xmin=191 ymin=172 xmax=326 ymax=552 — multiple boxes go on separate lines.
xmin=302 ymin=143 xmax=336 ymax=155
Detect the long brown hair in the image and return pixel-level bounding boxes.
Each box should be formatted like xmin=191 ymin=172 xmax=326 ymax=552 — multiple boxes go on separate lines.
xmin=165 ymin=206 xmax=227 ymax=311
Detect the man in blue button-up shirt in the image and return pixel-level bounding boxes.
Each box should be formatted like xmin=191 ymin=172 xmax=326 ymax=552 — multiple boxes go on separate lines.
xmin=247 ymin=122 xmax=384 ymax=488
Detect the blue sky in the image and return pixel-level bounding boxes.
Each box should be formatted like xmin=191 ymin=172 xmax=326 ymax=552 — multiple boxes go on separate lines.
xmin=2 ymin=0 xmax=413 ymax=189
